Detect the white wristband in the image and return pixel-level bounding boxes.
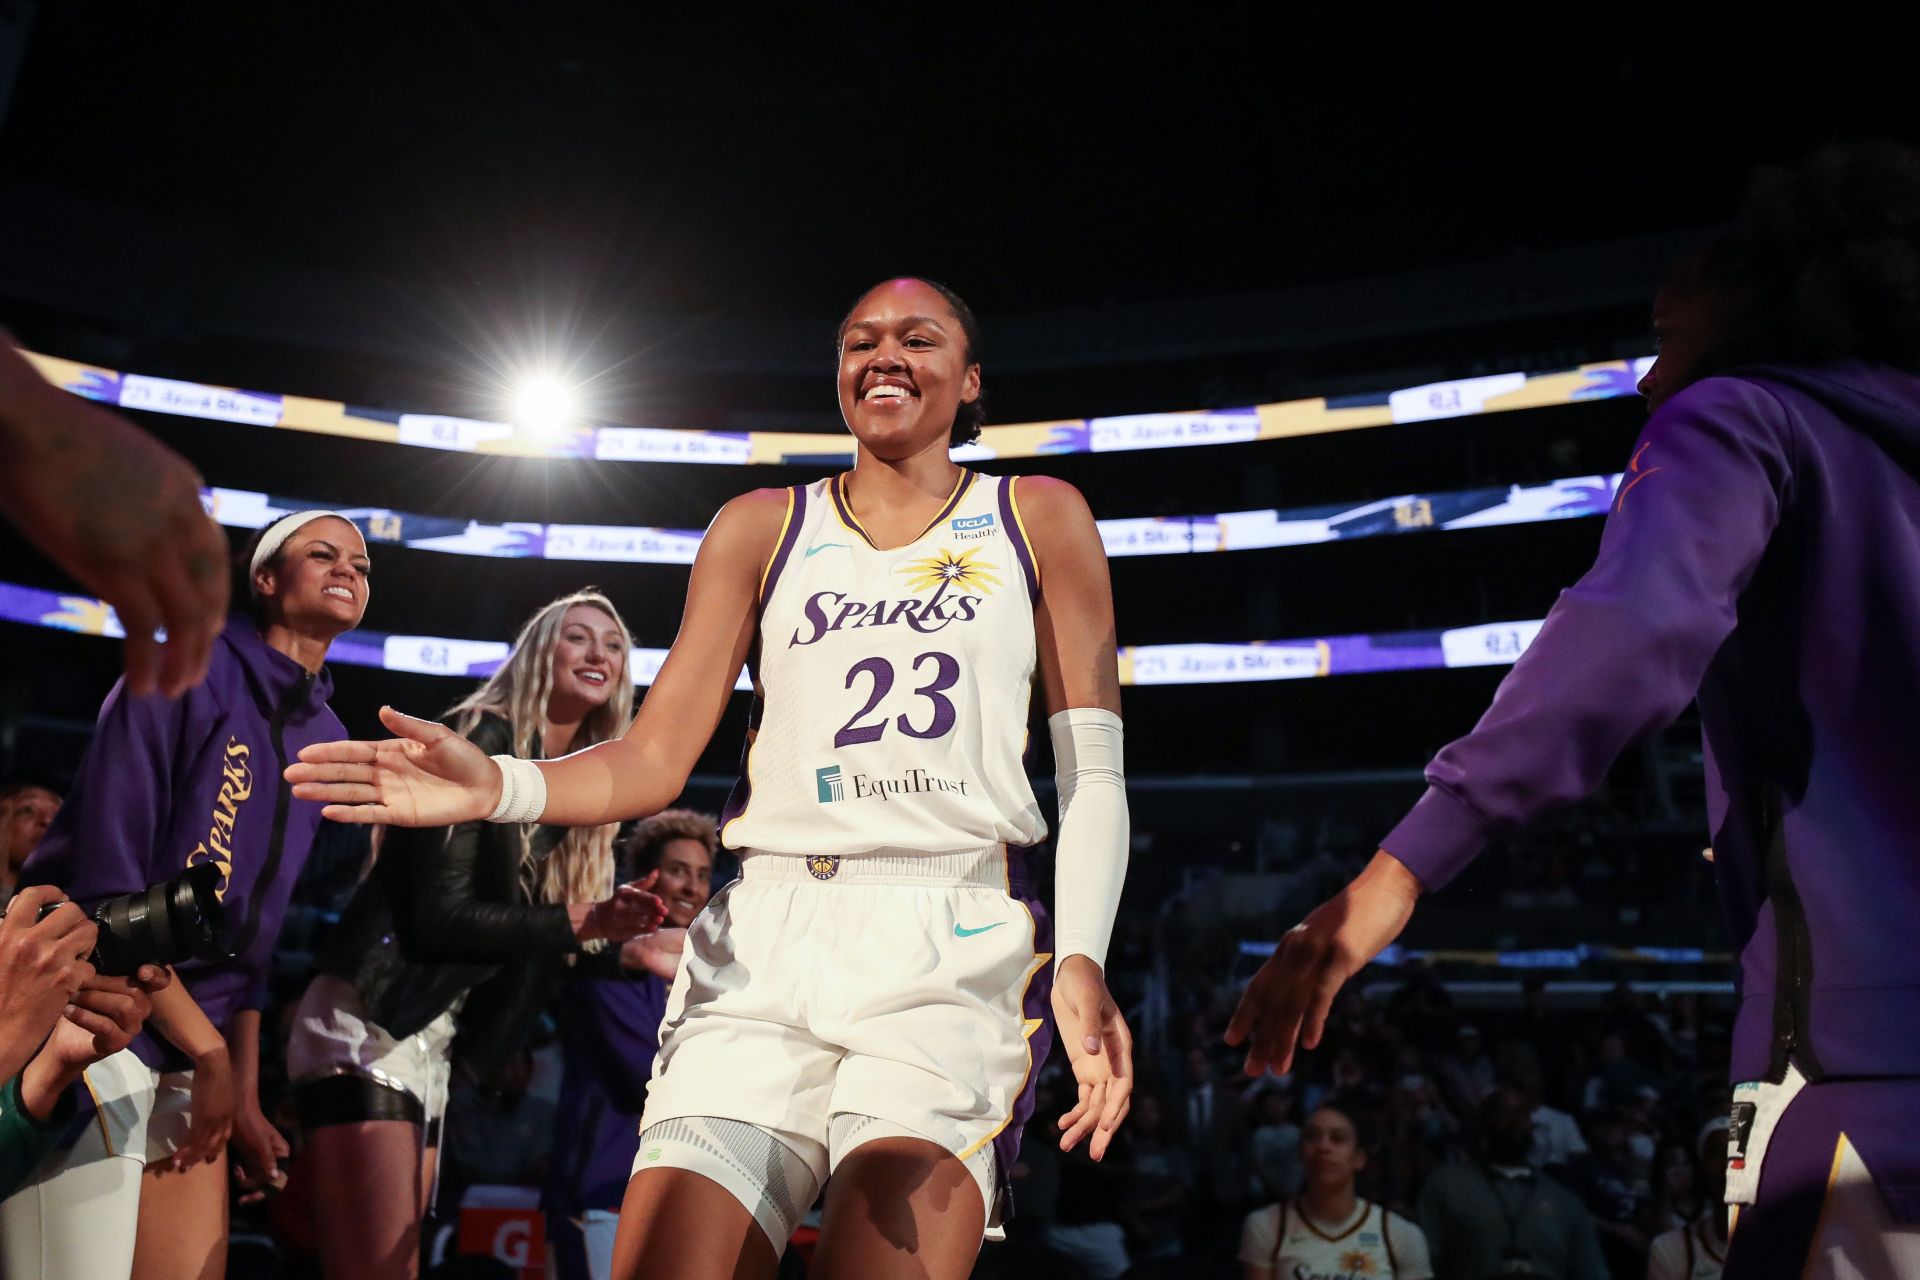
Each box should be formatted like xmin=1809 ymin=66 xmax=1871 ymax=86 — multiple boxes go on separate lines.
xmin=485 ymin=754 xmax=549 ymax=825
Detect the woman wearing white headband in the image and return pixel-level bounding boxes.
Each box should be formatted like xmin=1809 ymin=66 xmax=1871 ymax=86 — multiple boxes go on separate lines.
xmin=4 ymin=511 xmax=370 ymax=1280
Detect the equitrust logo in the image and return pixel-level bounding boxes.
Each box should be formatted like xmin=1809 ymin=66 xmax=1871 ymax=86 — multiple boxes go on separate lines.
xmin=814 ymin=763 xmax=970 ymax=804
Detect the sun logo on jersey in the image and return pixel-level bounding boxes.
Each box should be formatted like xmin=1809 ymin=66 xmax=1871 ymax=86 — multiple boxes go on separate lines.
xmin=898 ymin=547 xmax=1003 ymax=598
xmin=1339 ymin=1250 xmax=1376 ymax=1273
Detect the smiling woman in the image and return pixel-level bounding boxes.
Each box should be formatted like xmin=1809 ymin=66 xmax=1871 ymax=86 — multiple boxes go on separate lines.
xmin=283 ymin=277 xmax=1137 ymax=1280
xmin=282 ymin=590 xmax=668 ymax=1280
xmin=2 ymin=511 xmax=370 ymax=1280
xmin=836 ymin=276 xmax=987 ymax=450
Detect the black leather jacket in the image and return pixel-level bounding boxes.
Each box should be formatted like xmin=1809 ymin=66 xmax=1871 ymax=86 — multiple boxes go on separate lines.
xmin=317 ymin=713 xmax=590 ymax=1087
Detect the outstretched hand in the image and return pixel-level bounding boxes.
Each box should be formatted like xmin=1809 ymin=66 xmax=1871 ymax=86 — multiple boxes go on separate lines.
xmin=1224 ymin=851 xmax=1422 ymax=1077
xmin=285 ymin=706 xmax=500 ymax=826
xmin=1053 ymin=954 xmax=1134 ymax=1162
xmin=580 ymin=874 xmax=668 ymax=943
xmin=0 ymin=343 xmax=229 ymax=699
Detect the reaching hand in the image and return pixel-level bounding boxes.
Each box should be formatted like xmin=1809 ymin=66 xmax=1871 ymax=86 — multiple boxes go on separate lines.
xmin=619 ymin=927 xmax=687 ymax=980
xmin=0 ymin=345 xmax=229 ymax=698
xmin=286 ymin=705 xmax=501 ymax=826
xmin=576 ymin=875 xmax=668 ymax=943
xmin=0 ymin=887 xmax=99 ymax=1080
xmin=1052 ymin=954 xmax=1134 ymax=1162
xmin=1224 ymin=851 xmax=1423 ymax=1077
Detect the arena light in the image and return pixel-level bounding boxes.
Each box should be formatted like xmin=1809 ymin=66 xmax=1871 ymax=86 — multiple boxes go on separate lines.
xmin=510 ymin=374 xmax=582 ymax=441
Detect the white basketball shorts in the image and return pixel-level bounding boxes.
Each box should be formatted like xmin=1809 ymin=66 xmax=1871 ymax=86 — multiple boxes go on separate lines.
xmin=635 ymin=845 xmax=1055 ymax=1246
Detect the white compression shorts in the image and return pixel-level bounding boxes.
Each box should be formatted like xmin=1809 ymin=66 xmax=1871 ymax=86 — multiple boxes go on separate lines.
xmin=630 ymin=1113 xmax=1000 ymax=1255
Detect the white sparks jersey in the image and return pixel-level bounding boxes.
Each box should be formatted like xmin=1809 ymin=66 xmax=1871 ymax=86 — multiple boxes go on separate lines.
xmin=1238 ymin=1199 xmax=1433 ymax=1280
xmin=719 ymin=470 xmax=1049 ymax=857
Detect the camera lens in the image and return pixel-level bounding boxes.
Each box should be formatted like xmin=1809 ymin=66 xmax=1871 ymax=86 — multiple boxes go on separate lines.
xmin=88 ymin=863 xmax=228 ymax=976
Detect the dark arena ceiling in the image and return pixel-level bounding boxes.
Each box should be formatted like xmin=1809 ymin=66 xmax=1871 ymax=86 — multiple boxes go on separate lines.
xmin=0 ymin=4 xmax=1913 ymax=788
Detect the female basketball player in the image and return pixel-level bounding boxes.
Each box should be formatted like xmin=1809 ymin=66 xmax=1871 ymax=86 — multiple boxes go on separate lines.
xmin=287 ymin=276 xmax=1135 ymax=1280
xmin=286 ymin=590 xmax=664 ymax=1280
xmin=1238 ymin=1103 xmax=1432 ymax=1280
xmin=5 ymin=513 xmax=371 ymax=1280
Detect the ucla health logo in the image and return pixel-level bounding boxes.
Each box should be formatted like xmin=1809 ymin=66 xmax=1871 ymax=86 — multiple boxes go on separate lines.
xmin=816 ymin=765 xmax=845 ymax=802
xmin=950 ymin=511 xmax=995 ymax=541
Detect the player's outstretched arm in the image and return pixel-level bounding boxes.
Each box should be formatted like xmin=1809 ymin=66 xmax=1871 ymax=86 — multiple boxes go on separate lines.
xmin=1224 ymin=850 xmax=1422 ymax=1077
xmin=287 ymin=490 xmax=784 ymax=828
xmin=1024 ymin=476 xmax=1134 ymax=1161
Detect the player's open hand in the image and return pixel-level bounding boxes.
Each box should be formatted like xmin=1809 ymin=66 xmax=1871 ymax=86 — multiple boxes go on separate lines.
xmin=286 ymin=706 xmax=500 ymax=826
xmin=1225 ymin=851 xmax=1422 ymax=1077
xmin=1053 ymin=953 xmax=1134 ymax=1162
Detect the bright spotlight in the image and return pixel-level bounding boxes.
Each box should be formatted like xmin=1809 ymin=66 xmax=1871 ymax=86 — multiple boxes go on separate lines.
xmin=511 ymin=375 xmax=581 ymax=439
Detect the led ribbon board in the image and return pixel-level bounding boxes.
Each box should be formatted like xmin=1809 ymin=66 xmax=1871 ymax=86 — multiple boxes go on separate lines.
xmin=0 ymin=579 xmax=1544 ymax=687
xmin=26 ymin=349 xmax=1654 ymax=466
xmin=199 ymin=473 xmax=1623 ymax=564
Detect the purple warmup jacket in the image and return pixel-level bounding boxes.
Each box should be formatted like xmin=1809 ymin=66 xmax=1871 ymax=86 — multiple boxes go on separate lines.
xmin=542 ymin=973 xmax=669 ymax=1213
xmin=23 ymin=616 xmax=342 ymax=1070
xmin=1383 ymin=365 xmax=1920 ymax=1085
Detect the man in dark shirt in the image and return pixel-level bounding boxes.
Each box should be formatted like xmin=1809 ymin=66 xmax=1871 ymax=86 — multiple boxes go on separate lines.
xmin=1417 ymin=1089 xmax=1607 ymax=1280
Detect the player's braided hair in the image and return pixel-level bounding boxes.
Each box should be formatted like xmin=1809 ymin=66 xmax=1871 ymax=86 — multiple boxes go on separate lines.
xmin=1686 ymin=141 xmax=1920 ymax=373
xmin=837 ymin=277 xmax=987 ymax=447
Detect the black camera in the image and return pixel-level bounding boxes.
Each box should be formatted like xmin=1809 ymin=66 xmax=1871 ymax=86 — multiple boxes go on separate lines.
xmin=39 ymin=863 xmax=228 ymax=976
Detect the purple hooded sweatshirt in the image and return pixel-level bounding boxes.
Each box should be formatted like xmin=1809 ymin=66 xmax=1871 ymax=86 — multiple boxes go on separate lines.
xmin=22 ymin=616 xmax=342 ymax=1070
xmin=1383 ymin=365 xmax=1920 ymax=1086
xmin=541 ymin=973 xmax=670 ymax=1214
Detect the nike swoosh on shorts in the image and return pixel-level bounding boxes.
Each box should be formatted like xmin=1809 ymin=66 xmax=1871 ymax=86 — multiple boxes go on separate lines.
xmin=954 ymin=922 xmax=1007 ymax=937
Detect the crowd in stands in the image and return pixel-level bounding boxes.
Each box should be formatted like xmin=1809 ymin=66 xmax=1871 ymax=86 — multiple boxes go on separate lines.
xmin=6 ymin=778 xmax=1736 ymax=1279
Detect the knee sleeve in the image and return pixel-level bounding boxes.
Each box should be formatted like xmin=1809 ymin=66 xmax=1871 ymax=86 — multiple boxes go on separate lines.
xmin=827 ymin=1113 xmax=1002 ymax=1236
xmin=632 ymin=1116 xmax=826 ymax=1255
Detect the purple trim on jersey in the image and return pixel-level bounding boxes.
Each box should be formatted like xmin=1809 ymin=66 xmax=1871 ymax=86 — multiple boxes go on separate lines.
xmin=928 ymin=469 xmax=978 ymax=530
xmin=723 ymin=486 xmax=804 ymax=838
xmin=1724 ymin=1077 xmax=1920 ymax=1274
xmin=999 ymin=476 xmax=1040 ymax=597
xmin=995 ymin=846 xmax=1055 ymax=1189
xmin=829 ymin=473 xmax=874 ymax=549
xmin=832 ymin=469 xmax=977 ymax=550
xmin=759 ymin=484 xmax=808 ymax=609
xmin=717 ymin=678 xmax=761 ymax=839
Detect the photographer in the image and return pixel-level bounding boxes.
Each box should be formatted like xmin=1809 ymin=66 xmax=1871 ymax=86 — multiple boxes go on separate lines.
xmin=5 ymin=512 xmax=372 ymax=1280
xmin=0 ymin=888 xmax=168 ymax=1200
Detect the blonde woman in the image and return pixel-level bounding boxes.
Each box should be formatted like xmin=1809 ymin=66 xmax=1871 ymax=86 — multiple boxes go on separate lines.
xmin=286 ymin=590 xmax=665 ymax=1280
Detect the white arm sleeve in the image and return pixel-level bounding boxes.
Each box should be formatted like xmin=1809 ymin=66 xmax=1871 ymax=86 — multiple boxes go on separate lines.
xmin=1050 ymin=707 xmax=1128 ymax=971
